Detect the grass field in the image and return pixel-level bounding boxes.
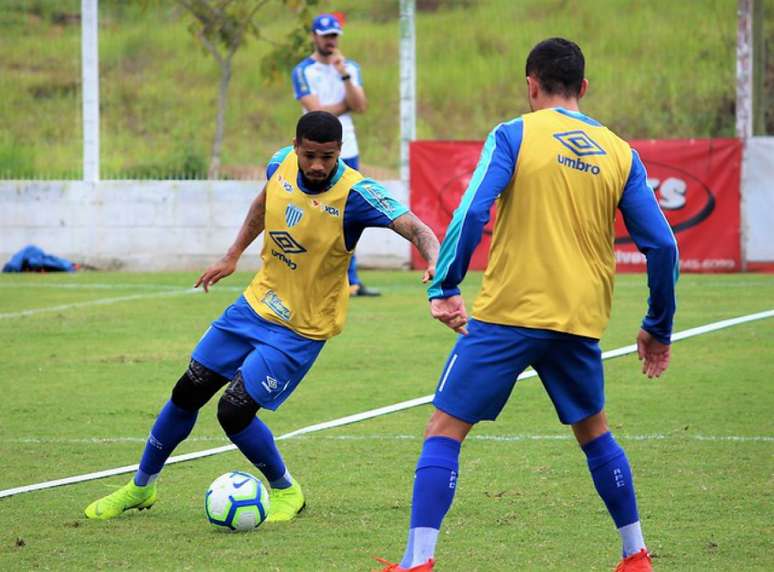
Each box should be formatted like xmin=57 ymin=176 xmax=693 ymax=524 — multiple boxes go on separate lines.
xmin=3 ymin=0 xmax=771 ymax=178
xmin=0 ymin=270 xmax=772 ymax=570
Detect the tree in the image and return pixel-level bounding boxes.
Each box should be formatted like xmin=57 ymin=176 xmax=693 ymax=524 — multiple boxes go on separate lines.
xmin=176 ymin=0 xmax=318 ymax=179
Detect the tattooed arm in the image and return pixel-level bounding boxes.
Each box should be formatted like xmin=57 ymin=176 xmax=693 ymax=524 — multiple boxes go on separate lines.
xmin=195 ymin=187 xmax=267 ymax=292
xmin=388 ymin=212 xmax=440 ymax=283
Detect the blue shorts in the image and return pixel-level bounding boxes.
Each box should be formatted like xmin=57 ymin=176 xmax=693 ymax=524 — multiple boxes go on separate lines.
xmin=191 ymin=296 xmax=325 ymax=410
xmin=433 ymin=319 xmax=604 ymax=425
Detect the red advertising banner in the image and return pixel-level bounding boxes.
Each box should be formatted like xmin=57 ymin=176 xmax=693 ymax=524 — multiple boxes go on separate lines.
xmin=410 ymin=138 xmax=742 ymax=272
xmin=619 ymin=139 xmax=741 ymax=272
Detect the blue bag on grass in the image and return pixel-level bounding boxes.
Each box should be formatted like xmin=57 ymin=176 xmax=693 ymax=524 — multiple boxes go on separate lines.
xmin=2 ymin=245 xmax=77 ymax=273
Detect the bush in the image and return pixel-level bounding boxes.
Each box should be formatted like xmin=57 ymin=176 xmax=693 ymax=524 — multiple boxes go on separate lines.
xmin=114 ymin=143 xmax=208 ymax=180
xmin=0 ymin=138 xmax=35 ymax=179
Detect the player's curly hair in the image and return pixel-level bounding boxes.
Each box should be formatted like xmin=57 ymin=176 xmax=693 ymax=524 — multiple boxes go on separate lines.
xmin=296 ymin=111 xmax=343 ymax=144
xmin=525 ymin=37 xmax=585 ymax=97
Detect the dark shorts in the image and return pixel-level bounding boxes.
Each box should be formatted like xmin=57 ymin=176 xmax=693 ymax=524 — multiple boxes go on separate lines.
xmin=432 ymin=319 xmax=604 ymax=425
xmin=192 ymin=296 xmax=325 ymax=410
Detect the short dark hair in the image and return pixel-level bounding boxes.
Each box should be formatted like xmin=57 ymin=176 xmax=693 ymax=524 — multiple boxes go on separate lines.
xmin=525 ymin=38 xmax=585 ymax=97
xmin=296 ymin=111 xmax=342 ymax=144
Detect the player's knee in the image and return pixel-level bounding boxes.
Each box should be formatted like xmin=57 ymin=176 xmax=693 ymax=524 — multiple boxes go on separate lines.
xmin=571 ymin=410 xmax=609 ymax=446
xmin=424 ymin=408 xmax=473 ymax=441
xmin=170 ymin=359 xmax=228 ymax=412
xmin=217 ymin=372 xmax=260 ymax=435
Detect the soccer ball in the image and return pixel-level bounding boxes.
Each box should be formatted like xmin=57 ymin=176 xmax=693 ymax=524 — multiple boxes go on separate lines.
xmin=205 ymin=471 xmax=270 ymax=532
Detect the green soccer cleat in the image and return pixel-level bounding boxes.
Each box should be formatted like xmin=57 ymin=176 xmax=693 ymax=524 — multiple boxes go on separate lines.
xmin=84 ymin=479 xmax=157 ymax=520
xmin=266 ymin=478 xmax=305 ymax=522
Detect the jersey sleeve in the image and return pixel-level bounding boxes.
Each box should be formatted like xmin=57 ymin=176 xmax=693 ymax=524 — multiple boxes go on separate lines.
xmin=427 ymin=118 xmax=523 ymax=299
xmin=266 ymin=146 xmax=293 ymax=180
xmin=291 ymin=60 xmax=313 ymax=99
xmin=342 ymin=179 xmax=409 ymax=250
xmin=618 ymin=149 xmax=679 ymax=344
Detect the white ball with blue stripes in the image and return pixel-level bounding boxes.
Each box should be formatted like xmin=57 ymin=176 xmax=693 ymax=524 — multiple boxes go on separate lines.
xmin=205 ymin=471 xmax=270 ymax=531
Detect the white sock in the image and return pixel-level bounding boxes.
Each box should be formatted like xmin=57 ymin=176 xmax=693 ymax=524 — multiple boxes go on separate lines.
xmin=269 ymin=469 xmax=292 ymax=489
xmin=401 ymin=527 xmax=439 ymax=568
xmin=619 ymin=521 xmax=646 ymax=557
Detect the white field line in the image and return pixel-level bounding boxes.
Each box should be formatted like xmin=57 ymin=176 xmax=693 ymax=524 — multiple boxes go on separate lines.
xmin=0 ymin=283 xmax=185 ymax=291
xmin=4 ymin=433 xmax=772 ymax=445
xmin=0 ymin=308 xmax=772 ymax=499
xmin=2 ymin=279 xmax=773 ymax=291
xmin=0 ymin=289 xmax=197 ymax=319
xmin=5 ymin=436 xmax=230 ymax=444
xmin=0 ymin=283 xmax=245 ymax=292
xmin=302 ymin=434 xmax=774 ymax=443
xmin=0 ymin=282 xmax=246 ymax=320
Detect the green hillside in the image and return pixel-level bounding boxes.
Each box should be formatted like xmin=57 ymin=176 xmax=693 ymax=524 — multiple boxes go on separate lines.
xmin=0 ymin=0 xmax=770 ymax=179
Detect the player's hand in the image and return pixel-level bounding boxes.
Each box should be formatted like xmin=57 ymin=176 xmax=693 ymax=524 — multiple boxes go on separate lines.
xmin=430 ymin=295 xmax=469 ymax=335
xmin=331 ymin=49 xmax=347 ymax=75
xmin=636 ymin=328 xmax=671 ymax=378
xmin=194 ymin=257 xmax=237 ymax=293
xmin=421 ymin=265 xmax=436 ymax=284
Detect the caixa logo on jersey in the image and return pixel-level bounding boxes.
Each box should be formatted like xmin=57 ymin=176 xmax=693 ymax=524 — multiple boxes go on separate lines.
xmin=614 ymin=160 xmax=715 ymax=244
xmin=310 ymin=199 xmax=340 ymax=217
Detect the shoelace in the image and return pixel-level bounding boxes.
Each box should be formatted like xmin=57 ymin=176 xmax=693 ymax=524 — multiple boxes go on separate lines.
xmin=374 ymin=557 xmax=400 ymax=571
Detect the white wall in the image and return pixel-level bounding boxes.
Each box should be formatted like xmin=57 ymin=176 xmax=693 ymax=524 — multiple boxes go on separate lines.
xmin=742 ymin=137 xmax=774 ymax=263
xmin=0 ymin=180 xmax=410 ymax=271
xmin=2 ymin=146 xmax=772 ymax=272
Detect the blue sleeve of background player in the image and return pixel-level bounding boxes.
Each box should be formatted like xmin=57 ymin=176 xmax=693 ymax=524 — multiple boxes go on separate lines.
xmin=291 ymin=59 xmax=313 ymax=99
xmin=265 ymin=146 xmax=293 ymax=180
xmin=343 ymin=179 xmax=409 ymax=251
xmin=619 ymin=149 xmax=679 ymax=344
xmin=427 ymin=118 xmax=523 ymax=299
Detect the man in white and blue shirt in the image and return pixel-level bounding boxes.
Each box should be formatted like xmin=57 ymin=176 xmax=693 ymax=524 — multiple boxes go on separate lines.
xmin=291 ymin=13 xmax=378 ymax=296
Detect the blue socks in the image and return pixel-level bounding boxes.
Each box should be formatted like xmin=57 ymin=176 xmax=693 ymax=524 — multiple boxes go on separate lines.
xmin=134 ymin=401 xmax=292 ymax=490
xmin=398 ymin=431 xmax=644 ymax=566
xmin=347 ymin=255 xmax=359 ymax=286
xmin=135 ymin=400 xmax=197 ymax=486
xmin=582 ymin=432 xmax=645 ymax=556
xmin=401 ymin=436 xmax=461 ymax=569
xmin=227 ymin=417 xmax=292 ymax=489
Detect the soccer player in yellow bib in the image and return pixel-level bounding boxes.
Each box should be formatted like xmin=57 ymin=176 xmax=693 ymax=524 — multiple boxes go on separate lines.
xmin=377 ymin=39 xmax=677 ymax=572
xmin=84 ymin=111 xmax=439 ymax=524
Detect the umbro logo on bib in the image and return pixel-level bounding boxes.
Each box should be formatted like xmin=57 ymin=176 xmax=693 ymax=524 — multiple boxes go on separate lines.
xmin=269 ymin=231 xmax=306 ymax=254
xmin=554 ymin=130 xmax=605 ymax=176
xmin=553 ymin=130 xmax=606 ymax=156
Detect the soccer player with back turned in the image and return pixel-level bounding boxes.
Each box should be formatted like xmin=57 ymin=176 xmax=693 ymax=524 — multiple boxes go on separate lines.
xmin=378 ymin=38 xmax=678 ymax=572
xmin=83 ymin=111 xmax=439 ymax=524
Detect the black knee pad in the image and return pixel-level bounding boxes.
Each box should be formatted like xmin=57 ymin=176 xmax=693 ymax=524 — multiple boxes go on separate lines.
xmin=170 ymin=359 xmax=229 ymax=412
xmin=217 ymin=372 xmax=260 ymax=435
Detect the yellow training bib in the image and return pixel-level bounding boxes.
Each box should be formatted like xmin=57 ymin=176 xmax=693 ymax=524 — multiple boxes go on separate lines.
xmin=244 ymin=151 xmax=363 ymax=339
xmin=473 ymin=109 xmax=633 ymax=339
